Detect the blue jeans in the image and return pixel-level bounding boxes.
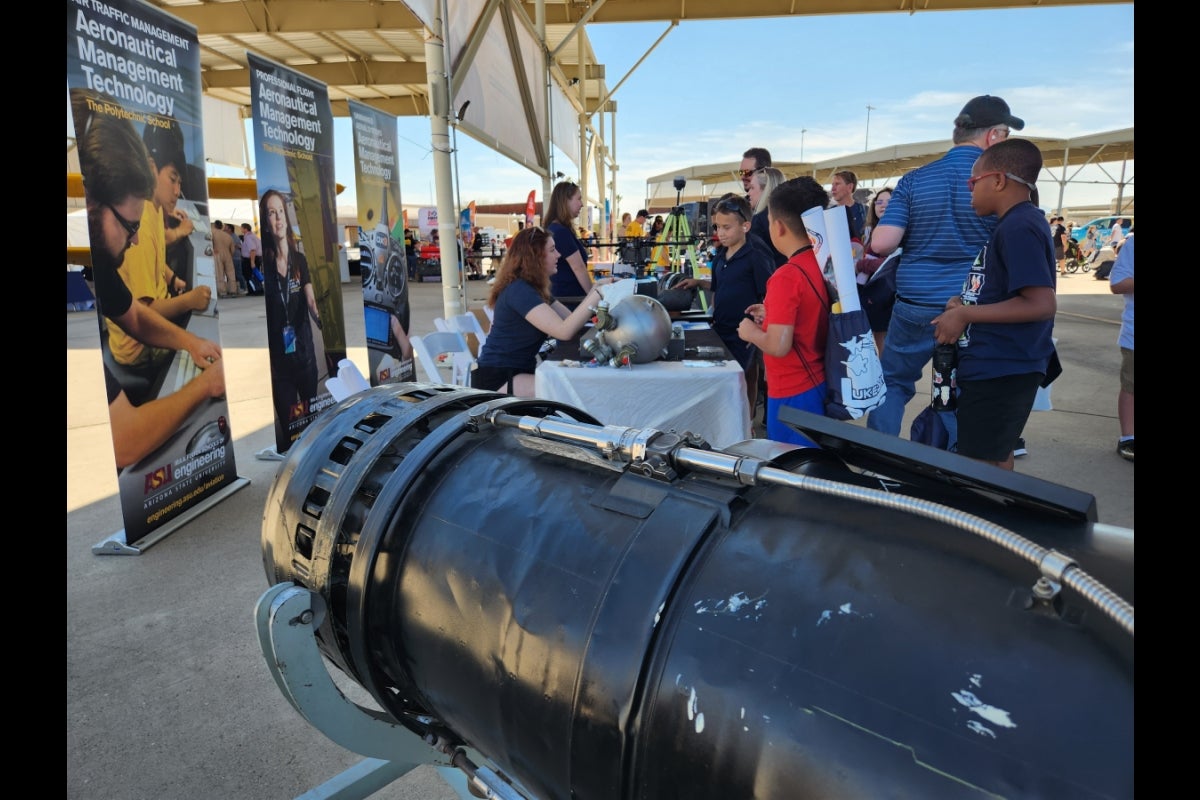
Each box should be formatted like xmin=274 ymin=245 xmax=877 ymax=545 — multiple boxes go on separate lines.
xmin=866 ymin=298 xmax=958 ymax=448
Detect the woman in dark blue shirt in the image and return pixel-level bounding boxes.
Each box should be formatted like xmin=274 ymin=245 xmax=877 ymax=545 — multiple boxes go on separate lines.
xmin=544 ymin=180 xmax=594 ymax=308
xmin=472 ymin=226 xmax=615 ymax=396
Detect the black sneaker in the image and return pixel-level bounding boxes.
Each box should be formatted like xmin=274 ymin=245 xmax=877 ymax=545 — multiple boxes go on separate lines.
xmin=1117 ymin=439 xmax=1134 ymax=461
xmin=1013 ymin=437 xmax=1027 ymax=458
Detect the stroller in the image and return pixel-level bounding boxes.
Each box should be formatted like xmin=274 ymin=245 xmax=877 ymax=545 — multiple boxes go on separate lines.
xmin=1063 ymin=238 xmax=1099 ymax=274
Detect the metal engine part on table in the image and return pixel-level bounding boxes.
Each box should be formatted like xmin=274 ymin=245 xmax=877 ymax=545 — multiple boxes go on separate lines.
xmin=579 ymin=293 xmax=673 ymax=366
xmin=259 ymin=384 xmax=1133 ymax=800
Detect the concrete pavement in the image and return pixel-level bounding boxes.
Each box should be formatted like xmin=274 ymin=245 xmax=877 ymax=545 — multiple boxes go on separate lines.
xmin=67 ymin=268 xmax=1132 ymax=800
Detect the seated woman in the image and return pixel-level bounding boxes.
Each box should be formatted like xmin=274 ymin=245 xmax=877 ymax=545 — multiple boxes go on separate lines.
xmin=1079 ymin=225 xmax=1099 ymax=259
xmin=471 ymin=227 xmax=617 ymax=397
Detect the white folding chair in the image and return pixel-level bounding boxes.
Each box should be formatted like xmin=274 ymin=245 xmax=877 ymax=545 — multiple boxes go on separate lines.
xmin=449 ymin=312 xmax=488 ymax=350
xmin=432 ymin=317 xmax=452 ymax=333
xmin=411 ymin=331 xmax=475 ymax=386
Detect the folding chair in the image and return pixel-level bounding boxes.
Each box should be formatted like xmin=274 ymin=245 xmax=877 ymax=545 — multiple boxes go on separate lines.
xmin=411 ymin=331 xmax=475 ymax=386
xmin=448 ymin=312 xmax=489 ymax=352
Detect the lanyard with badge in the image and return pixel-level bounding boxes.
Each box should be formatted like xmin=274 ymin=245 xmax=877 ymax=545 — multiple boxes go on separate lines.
xmin=279 ymin=262 xmax=297 ymax=354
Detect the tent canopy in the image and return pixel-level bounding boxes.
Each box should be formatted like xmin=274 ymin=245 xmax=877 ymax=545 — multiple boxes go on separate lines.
xmin=645 ymin=128 xmax=1134 ymax=213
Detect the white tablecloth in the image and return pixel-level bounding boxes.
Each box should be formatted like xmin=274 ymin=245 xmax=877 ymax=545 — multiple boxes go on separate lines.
xmin=535 ymin=359 xmax=751 ymax=448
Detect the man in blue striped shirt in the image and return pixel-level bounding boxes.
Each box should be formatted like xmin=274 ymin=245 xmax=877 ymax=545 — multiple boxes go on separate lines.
xmin=864 ymin=95 xmax=1025 ymax=445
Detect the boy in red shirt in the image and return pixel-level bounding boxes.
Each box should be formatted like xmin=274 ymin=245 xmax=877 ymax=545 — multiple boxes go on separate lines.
xmin=738 ymin=177 xmax=832 ymax=445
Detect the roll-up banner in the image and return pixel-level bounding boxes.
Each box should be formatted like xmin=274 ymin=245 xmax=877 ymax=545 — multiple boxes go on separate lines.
xmin=246 ymin=52 xmax=347 ymax=455
xmin=68 ymin=0 xmax=249 ymax=555
xmin=348 ymin=100 xmax=416 ymax=386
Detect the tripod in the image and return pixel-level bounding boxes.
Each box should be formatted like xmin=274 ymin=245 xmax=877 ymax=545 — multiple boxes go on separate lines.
xmin=649 ymin=188 xmax=708 ymax=313
xmin=650 ymin=186 xmax=699 ymax=275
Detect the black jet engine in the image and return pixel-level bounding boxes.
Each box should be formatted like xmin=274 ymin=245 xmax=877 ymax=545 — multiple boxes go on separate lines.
xmin=261 ymin=384 xmax=1133 ymax=800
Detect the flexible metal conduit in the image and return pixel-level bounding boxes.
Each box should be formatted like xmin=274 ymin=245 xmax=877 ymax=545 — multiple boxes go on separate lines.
xmin=487 ymin=409 xmax=1135 ymax=637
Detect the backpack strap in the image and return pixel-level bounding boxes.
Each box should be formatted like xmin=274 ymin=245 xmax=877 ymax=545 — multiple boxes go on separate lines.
xmin=787 ymin=249 xmax=830 ymax=390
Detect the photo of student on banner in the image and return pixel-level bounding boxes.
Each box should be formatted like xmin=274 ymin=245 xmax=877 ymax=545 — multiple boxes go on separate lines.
xmin=74 ymin=92 xmax=225 ymax=470
xmin=260 ymin=189 xmax=324 ymax=450
xmin=144 ymin=116 xmax=206 ymax=295
xmin=104 ymin=115 xmax=214 ymax=405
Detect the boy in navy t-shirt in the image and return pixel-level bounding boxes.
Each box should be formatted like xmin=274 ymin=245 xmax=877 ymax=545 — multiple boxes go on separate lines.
xmin=676 ymin=194 xmax=774 ymax=371
xmin=931 ymin=138 xmax=1057 ymax=470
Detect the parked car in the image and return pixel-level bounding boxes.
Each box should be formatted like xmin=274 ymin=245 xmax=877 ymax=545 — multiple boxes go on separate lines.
xmin=1072 ymin=215 xmax=1133 ymax=243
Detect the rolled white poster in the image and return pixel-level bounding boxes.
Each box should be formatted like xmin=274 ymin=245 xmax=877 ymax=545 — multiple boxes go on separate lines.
xmin=800 ymin=205 xmax=831 ymax=279
xmin=823 ymin=207 xmax=862 ymax=312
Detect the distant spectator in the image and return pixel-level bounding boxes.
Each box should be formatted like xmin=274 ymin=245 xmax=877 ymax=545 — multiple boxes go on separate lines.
xmin=1051 ymin=216 xmax=1069 ymax=276
xmin=829 ymin=169 xmax=866 ymax=241
xmin=1108 ymin=217 xmax=1127 ymax=253
xmin=739 ymin=147 xmax=772 ymax=197
xmin=649 ymin=215 xmax=665 ymax=238
xmin=861 ymin=186 xmax=893 ymax=254
xmin=212 ymin=221 xmax=240 ymax=298
xmin=748 ymin=167 xmax=787 ymax=268
xmin=1079 ymin=225 xmax=1100 ymax=260
xmin=240 ymin=223 xmax=262 ymax=294
xmin=625 ymin=209 xmax=649 ymax=239
xmin=1109 ymin=230 xmax=1134 ymax=461
xmin=404 ymin=228 xmax=418 ymax=279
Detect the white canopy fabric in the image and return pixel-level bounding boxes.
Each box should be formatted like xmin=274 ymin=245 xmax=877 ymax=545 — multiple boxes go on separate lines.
xmin=645 ymin=128 xmax=1134 ymax=214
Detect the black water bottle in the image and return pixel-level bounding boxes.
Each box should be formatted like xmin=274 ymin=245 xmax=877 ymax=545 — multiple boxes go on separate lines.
xmin=931 ymin=343 xmax=958 ymax=411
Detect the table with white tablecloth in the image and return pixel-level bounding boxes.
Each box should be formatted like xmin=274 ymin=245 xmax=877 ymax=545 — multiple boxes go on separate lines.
xmin=534 ymin=350 xmax=751 ymax=449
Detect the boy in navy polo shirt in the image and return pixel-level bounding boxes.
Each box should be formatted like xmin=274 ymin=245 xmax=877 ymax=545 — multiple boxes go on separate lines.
xmin=677 ymin=194 xmax=774 ymax=371
xmin=932 ymin=138 xmax=1056 ymax=470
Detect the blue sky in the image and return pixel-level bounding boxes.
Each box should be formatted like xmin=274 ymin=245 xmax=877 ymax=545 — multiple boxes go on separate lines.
xmin=222 ymin=4 xmax=1135 ymax=217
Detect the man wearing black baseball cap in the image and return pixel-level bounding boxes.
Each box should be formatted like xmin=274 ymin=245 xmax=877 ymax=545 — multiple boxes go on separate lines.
xmin=865 ymin=95 xmax=1026 ymax=447
xmin=954 ymin=95 xmax=1025 ymax=132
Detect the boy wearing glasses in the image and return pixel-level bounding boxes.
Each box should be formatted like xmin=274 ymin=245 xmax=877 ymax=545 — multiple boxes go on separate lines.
xmin=931 ymin=138 xmax=1056 ymax=470
xmin=677 ymin=194 xmax=774 ymax=372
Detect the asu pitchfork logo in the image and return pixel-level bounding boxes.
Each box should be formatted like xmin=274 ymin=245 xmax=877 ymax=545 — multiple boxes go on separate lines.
xmin=144 ymin=464 xmax=173 ymax=493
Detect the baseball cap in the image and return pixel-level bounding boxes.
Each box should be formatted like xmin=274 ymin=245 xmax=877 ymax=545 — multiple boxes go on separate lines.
xmin=955 ymin=95 xmax=1025 ymax=131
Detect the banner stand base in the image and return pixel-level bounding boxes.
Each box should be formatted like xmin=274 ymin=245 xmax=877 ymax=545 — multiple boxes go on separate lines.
xmin=92 ymin=476 xmax=252 ymax=556
xmin=256 ymin=447 xmax=287 ymax=461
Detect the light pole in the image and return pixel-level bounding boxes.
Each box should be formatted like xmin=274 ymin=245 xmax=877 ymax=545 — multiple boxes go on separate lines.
xmin=800 ymin=128 xmax=807 ymax=162
xmin=865 ymin=105 xmax=875 ymax=151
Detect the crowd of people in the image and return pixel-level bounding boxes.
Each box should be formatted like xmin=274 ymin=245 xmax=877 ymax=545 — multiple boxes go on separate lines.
xmin=472 ymin=93 xmax=1133 ymax=469
xmin=77 ymin=80 xmax=1131 ymax=471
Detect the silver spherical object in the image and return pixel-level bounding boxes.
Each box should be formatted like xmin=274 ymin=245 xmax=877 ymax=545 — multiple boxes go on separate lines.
xmin=604 ymin=294 xmax=673 ymax=364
